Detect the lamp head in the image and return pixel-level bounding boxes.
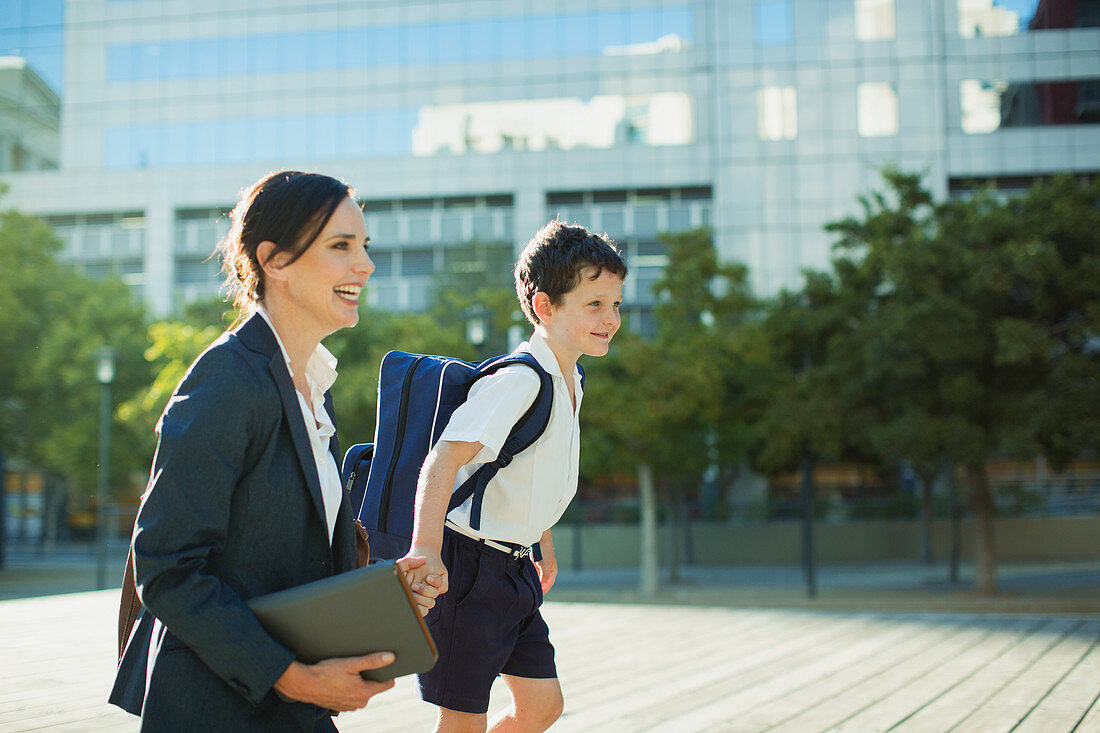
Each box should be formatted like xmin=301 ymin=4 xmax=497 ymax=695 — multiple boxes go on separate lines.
xmin=95 ymin=346 xmax=116 ymax=385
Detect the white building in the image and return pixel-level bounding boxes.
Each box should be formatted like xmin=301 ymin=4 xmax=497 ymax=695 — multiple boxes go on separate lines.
xmin=0 ymin=57 xmax=59 ymax=173
xmin=2 ymin=0 xmax=1098 ymax=321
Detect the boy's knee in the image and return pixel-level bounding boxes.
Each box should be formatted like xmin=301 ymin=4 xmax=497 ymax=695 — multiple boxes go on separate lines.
xmin=542 ymin=690 xmax=564 ymax=726
xmin=436 ymin=707 xmax=487 ymax=733
xmin=517 ymin=685 xmax=563 ymax=729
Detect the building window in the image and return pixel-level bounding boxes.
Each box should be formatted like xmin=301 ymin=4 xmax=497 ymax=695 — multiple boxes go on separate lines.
xmin=958 ymin=0 xmax=1098 ymax=37
xmin=961 ymin=79 xmax=1009 ymax=133
xmin=758 ymin=86 xmax=798 ymax=140
xmin=961 ymin=77 xmax=1100 ymax=133
xmin=858 ymin=83 xmax=898 ymax=136
xmin=756 ymin=1 xmax=793 ymax=46
xmin=106 ymin=7 xmax=695 ymax=83
xmin=855 ymin=0 xmax=895 ymax=41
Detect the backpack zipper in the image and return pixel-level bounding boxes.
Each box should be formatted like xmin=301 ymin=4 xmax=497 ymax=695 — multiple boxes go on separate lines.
xmin=378 ymin=355 xmax=425 ymax=532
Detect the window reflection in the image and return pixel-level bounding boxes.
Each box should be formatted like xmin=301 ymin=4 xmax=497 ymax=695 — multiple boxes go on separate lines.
xmin=411 ymin=93 xmax=694 ymax=156
xmin=106 ymin=8 xmax=694 ymax=83
xmin=958 ymin=0 xmax=1029 ymax=36
xmin=961 ymin=77 xmax=1100 ymax=132
xmin=855 ymin=0 xmax=896 ymax=41
xmin=757 ymin=86 xmax=797 ymax=140
xmin=756 ymin=1 xmax=793 ymax=46
xmin=0 ymin=57 xmax=60 ymax=171
xmin=858 ymin=82 xmax=899 ymax=136
xmin=0 ymin=0 xmax=65 ymax=92
xmin=958 ymin=0 xmax=1097 ymax=37
xmin=961 ymin=79 xmax=1009 ymax=132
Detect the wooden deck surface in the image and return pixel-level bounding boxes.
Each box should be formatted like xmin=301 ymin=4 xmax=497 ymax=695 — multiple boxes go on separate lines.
xmin=0 ymin=590 xmax=1096 ymax=732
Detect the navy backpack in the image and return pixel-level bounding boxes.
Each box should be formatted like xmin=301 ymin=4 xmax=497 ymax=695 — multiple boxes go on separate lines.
xmin=342 ymin=349 xmax=568 ymax=562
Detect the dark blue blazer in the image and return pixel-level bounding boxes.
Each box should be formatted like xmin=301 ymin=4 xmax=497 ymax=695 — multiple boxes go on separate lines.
xmin=110 ymin=313 xmax=358 ymax=732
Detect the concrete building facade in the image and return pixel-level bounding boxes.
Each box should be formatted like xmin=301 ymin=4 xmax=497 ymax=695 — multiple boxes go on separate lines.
xmin=1 ymin=0 xmax=1097 ymax=319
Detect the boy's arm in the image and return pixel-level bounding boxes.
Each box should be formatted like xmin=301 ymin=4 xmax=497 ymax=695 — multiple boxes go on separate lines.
xmin=535 ymin=528 xmax=557 ymax=594
xmin=401 ymin=439 xmax=483 ymax=595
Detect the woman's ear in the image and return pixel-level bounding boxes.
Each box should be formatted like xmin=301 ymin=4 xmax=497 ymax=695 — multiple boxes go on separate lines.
xmin=256 ymin=241 xmax=288 ymax=283
xmin=532 ymin=291 xmax=554 ymax=324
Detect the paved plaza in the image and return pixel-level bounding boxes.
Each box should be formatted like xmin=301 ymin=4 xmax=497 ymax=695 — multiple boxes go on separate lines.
xmin=1 ymin=584 xmax=1098 ymax=732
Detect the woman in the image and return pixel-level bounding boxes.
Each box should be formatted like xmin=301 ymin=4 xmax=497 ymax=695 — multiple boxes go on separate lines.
xmin=110 ymin=171 xmax=436 ymax=731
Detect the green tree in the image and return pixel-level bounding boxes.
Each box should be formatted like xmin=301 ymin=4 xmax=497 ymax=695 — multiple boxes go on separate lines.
xmin=430 ymin=238 xmax=524 ymax=358
xmin=825 ymin=169 xmax=954 ymax=561
xmin=325 ymin=306 xmax=468 ymax=451
xmin=819 ymin=169 xmax=1100 ymax=593
xmin=581 ymin=228 xmax=756 ymax=581
xmin=0 ymin=201 xmax=150 ymax=521
xmin=0 ymin=203 xmax=62 ymax=455
xmin=116 ymin=320 xmax=223 ymax=490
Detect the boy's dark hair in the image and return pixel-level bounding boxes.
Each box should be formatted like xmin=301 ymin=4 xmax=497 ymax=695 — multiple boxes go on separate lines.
xmin=514 ymin=219 xmax=628 ymax=327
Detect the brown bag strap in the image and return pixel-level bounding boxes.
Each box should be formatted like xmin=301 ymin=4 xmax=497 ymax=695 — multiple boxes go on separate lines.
xmin=117 ymin=545 xmax=143 ymax=660
xmin=354 ymin=519 xmax=371 ymax=568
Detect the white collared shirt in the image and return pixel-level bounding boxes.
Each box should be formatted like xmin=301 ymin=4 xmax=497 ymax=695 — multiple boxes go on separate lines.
xmin=438 ymin=331 xmax=582 ymax=547
xmin=256 ymin=307 xmax=343 ymax=544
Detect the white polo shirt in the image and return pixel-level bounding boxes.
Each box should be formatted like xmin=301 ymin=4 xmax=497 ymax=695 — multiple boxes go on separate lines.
xmin=439 ymin=332 xmax=582 ymax=547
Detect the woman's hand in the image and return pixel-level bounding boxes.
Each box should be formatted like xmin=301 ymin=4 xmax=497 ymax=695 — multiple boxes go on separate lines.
xmin=273 ymin=653 xmax=396 ymax=712
xmin=396 ymin=554 xmax=444 ymax=616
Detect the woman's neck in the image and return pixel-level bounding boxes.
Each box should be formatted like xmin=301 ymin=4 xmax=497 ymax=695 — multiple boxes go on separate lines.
xmin=258 ymin=298 xmax=321 ymax=383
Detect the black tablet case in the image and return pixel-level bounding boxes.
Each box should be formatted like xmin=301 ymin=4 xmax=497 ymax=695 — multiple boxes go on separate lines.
xmin=247 ymin=562 xmax=438 ymax=681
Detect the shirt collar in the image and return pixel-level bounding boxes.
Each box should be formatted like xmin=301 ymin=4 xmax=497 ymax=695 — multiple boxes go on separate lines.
xmin=255 ymin=306 xmax=339 ymax=397
xmin=523 ymin=331 xmax=582 ymax=392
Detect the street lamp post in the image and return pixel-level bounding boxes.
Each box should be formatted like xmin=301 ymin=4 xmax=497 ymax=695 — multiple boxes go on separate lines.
xmin=94 ymin=346 xmax=116 ymax=590
xmin=464 ymin=306 xmax=490 ymax=361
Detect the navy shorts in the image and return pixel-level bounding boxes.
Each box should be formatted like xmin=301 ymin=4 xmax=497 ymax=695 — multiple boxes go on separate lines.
xmin=416 ymin=528 xmax=556 ymax=714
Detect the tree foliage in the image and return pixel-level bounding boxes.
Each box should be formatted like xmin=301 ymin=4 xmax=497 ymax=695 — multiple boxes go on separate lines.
xmin=0 ymin=201 xmax=150 ymax=506
xmin=581 ymin=228 xmax=757 ymax=505
xmin=766 ymin=168 xmax=1100 ymax=592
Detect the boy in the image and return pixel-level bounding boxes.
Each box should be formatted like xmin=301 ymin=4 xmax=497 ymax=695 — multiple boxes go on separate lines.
xmin=403 ymin=219 xmax=627 ymax=733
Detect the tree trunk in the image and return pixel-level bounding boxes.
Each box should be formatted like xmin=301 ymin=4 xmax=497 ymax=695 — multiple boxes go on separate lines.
xmin=682 ymin=495 xmax=694 ymax=567
xmin=43 ymin=478 xmax=61 ymax=555
xmin=917 ymin=470 xmax=936 ymax=565
xmin=571 ymin=518 xmax=582 ymax=572
xmin=947 ymin=462 xmax=961 ymax=584
xmin=965 ymin=462 xmax=998 ymax=594
xmin=0 ymin=448 xmax=6 ymax=568
xmin=15 ymin=470 xmax=29 ymax=543
xmin=666 ymin=486 xmax=682 ymax=583
xmin=801 ymin=456 xmax=817 ymax=598
xmin=639 ymin=463 xmax=658 ymax=596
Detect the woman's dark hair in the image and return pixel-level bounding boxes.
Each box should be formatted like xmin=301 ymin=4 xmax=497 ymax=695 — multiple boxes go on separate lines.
xmin=218 ymin=171 xmax=355 ymax=312
xmin=514 ymin=219 xmax=628 ymax=327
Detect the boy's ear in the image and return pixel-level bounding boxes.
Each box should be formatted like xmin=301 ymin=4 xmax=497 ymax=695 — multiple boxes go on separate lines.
xmin=531 ymin=291 xmax=555 ymax=324
xmin=257 ymin=241 xmax=289 ymax=282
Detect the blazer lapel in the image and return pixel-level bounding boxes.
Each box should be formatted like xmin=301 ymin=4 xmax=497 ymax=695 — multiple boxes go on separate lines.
xmin=323 ymin=389 xmax=357 ymax=572
xmin=324 ymin=390 xmax=339 ymax=466
xmin=237 ymin=314 xmax=329 ymax=530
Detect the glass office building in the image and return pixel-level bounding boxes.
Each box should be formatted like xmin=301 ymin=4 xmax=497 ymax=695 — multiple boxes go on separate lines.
xmin=2 ymin=0 xmax=1098 ymax=317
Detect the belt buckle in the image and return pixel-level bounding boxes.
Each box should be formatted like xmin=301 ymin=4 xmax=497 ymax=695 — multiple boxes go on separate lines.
xmin=512 ymin=545 xmax=532 ymax=560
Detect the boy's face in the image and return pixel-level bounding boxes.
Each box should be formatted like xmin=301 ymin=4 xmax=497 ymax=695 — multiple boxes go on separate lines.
xmin=540 ymin=267 xmax=624 ymax=362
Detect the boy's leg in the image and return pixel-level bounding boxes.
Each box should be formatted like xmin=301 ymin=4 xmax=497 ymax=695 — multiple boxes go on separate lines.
xmin=488 ymin=676 xmax=564 ymax=733
xmin=434 ymin=707 xmax=488 ymax=733
xmin=489 ymin=560 xmax=562 ymax=733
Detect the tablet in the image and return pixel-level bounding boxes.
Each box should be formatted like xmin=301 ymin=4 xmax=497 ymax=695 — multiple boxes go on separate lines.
xmin=248 ymin=562 xmax=437 ymax=681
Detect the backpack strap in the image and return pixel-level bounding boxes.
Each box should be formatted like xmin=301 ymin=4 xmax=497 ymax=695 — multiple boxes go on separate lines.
xmin=447 ymin=352 xmax=553 ymax=530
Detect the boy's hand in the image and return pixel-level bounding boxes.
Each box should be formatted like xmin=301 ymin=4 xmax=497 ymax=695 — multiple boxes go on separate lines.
xmin=395 ymin=555 xmax=444 ymax=616
xmin=400 ymin=548 xmax=449 ymax=599
xmin=535 ymin=555 xmax=557 ymax=594
xmin=536 ymin=529 xmax=558 ymax=594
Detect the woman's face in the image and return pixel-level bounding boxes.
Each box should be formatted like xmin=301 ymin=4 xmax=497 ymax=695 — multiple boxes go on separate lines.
xmin=279 ymin=196 xmax=373 ymax=338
